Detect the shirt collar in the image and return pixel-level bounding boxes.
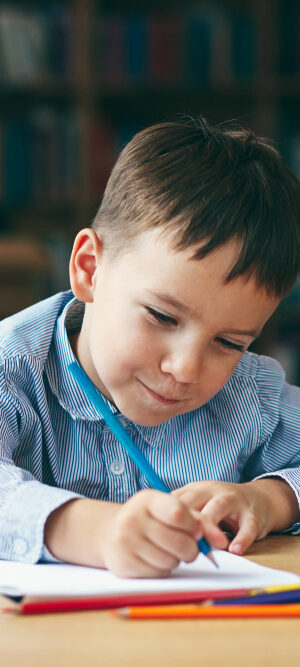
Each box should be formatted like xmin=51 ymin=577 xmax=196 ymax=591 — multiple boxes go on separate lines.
xmin=45 ymin=293 xmax=171 ymax=448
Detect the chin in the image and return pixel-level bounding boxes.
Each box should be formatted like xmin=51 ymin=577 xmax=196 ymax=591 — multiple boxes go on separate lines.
xmin=112 ymin=391 xmax=184 ymax=426
xmin=136 ymin=416 xmax=170 ymax=427
xmin=124 ymin=404 xmax=180 ymax=426
xmin=124 ymin=411 xmax=169 ymax=427
xmin=114 ymin=400 xmax=169 ymax=426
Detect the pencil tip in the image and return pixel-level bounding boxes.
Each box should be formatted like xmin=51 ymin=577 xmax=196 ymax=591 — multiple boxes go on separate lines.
xmin=207 ymin=552 xmax=219 ymax=568
xmin=113 ymin=607 xmax=129 ymax=618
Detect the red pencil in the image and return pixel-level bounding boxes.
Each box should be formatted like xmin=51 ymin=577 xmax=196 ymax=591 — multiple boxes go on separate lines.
xmin=9 ymin=588 xmax=250 ymax=615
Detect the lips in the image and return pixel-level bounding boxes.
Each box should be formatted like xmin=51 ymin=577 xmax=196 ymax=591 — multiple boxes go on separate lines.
xmin=139 ymin=380 xmax=181 ymax=405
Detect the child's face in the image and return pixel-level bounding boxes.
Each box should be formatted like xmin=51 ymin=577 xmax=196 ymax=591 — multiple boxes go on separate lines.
xmin=73 ymin=229 xmax=279 ymax=426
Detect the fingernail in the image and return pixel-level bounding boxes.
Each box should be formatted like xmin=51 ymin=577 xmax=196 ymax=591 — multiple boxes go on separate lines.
xmin=231 ymin=543 xmax=242 ymax=554
xmin=194 ymin=530 xmax=203 ymax=540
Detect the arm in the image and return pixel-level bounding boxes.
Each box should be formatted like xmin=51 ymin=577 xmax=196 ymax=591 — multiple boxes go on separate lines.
xmin=0 ymin=459 xmax=82 ymax=563
xmin=0 ymin=366 xmax=82 ymax=563
xmin=2 ymin=400 xmax=223 ymax=574
xmin=173 ymin=358 xmax=300 ymax=555
xmin=0 ymin=365 xmax=227 ymax=575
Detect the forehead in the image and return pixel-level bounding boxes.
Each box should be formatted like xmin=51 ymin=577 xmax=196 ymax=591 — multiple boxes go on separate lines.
xmin=110 ymin=228 xmax=279 ymax=332
xmin=124 ymin=227 xmax=241 ymax=284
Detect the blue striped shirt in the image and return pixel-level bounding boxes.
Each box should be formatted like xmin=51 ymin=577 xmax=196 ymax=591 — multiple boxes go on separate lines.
xmin=0 ymin=290 xmax=300 ymax=563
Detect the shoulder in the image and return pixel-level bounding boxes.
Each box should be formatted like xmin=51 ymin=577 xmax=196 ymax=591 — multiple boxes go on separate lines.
xmin=232 ymin=350 xmax=285 ymax=384
xmin=218 ymin=350 xmax=287 ymax=409
xmin=171 ymin=352 xmax=299 ymax=456
xmin=210 ymin=351 xmax=299 ymax=440
xmin=0 ymin=291 xmax=73 ymax=366
xmin=229 ymin=350 xmax=291 ymax=410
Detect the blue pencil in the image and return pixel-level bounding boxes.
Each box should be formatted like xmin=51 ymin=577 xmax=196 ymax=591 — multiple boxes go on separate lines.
xmin=216 ymin=589 xmax=300 ymax=606
xmin=68 ymin=361 xmax=217 ymax=568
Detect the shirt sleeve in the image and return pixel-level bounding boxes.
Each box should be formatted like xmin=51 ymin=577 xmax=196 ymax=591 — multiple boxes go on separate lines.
xmin=242 ymin=355 xmax=300 ymax=534
xmin=0 ymin=365 xmax=82 ymax=564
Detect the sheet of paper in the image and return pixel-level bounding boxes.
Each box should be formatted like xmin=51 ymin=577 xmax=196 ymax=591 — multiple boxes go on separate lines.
xmin=0 ymin=549 xmax=299 ymax=598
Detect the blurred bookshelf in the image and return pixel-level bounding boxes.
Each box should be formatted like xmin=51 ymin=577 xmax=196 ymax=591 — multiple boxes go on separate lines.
xmin=0 ymin=0 xmax=299 ymax=383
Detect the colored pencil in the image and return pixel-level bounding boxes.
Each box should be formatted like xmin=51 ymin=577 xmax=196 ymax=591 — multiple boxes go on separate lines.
xmin=69 ymin=361 xmax=217 ymax=566
xmin=216 ymin=589 xmax=300 ymax=606
xmin=254 ymin=583 xmax=300 ymax=593
xmin=13 ymin=587 xmax=251 ymax=615
xmin=113 ymin=602 xmax=300 ymax=619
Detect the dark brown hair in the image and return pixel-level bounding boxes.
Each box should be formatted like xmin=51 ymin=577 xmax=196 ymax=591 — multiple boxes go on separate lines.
xmin=92 ymin=115 xmax=300 ymax=297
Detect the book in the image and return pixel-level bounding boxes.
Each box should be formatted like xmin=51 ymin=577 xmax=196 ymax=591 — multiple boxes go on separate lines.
xmin=185 ymin=8 xmax=212 ymax=86
xmin=89 ymin=116 xmax=116 ymax=198
xmin=231 ymin=8 xmax=257 ymax=81
xmin=98 ymin=14 xmax=126 ymax=86
xmin=148 ymin=13 xmax=183 ymax=85
xmin=278 ymin=0 xmax=299 ymax=76
xmin=126 ymin=14 xmax=148 ymax=82
xmin=3 ymin=118 xmax=33 ymax=204
xmin=0 ymin=6 xmax=73 ymax=85
xmin=1 ymin=549 xmax=299 ymax=615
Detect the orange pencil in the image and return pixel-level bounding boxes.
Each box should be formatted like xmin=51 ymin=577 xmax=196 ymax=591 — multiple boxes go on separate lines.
xmin=113 ymin=603 xmax=300 ymax=620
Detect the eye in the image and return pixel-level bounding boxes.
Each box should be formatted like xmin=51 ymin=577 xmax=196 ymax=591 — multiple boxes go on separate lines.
xmin=216 ymin=337 xmax=245 ymax=352
xmin=146 ymin=306 xmax=178 ymax=327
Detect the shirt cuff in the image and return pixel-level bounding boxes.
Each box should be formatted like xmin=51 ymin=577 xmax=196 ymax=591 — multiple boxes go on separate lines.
xmin=253 ymin=469 xmax=300 ymax=535
xmin=0 ymin=480 xmax=82 ymax=563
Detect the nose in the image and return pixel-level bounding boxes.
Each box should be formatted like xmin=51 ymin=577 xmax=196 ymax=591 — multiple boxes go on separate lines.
xmin=160 ymin=338 xmax=206 ymax=384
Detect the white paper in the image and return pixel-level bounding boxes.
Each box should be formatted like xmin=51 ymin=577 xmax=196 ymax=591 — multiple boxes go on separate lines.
xmin=0 ymin=549 xmax=299 ymax=598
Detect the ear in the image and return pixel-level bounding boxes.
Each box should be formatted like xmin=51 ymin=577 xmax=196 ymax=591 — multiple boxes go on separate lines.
xmin=69 ymin=228 xmax=103 ymax=303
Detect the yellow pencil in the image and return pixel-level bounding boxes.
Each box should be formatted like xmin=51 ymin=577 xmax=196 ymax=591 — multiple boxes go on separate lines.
xmin=251 ymin=583 xmax=300 ymax=595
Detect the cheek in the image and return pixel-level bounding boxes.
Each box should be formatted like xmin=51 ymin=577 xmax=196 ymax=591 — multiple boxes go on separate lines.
xmin=120 ymin=322 xmax=161 ymax=369
xmin=211 ymin=356 xmax=237 ymax=381
xmin=91 ymin=313 xmax=159 ymax=375
xmin=210 ymin=354 xmax=240 ymax=385
xmin=194 ymin=357 xmax=240 ymax=406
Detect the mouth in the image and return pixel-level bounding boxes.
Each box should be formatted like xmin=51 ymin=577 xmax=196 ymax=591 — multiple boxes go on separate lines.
xmin=138 ymin=381 xmax=181 ymax=405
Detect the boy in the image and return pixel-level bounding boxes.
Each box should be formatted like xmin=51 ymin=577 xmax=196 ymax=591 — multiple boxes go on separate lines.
xmin=0 ymin=116 xmax=300 ymax=578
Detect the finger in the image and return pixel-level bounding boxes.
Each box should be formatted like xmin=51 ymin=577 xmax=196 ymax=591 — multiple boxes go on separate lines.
xmin=110 ymin=549 xmax=172 ymax=579
xmin=191 ymin=511 xmax=229 ymax=550
xmin=228 ymin=513 xmax=259 ymax=555
xmin=200 ymin=493 xmax=241 ymax=526
xmin=138 ymin=535 xmax=182 ymax=571
xmin=172 ymin=483 xmax=214 ymax=511
xmin=148 ymin=493 xmax=199 ymax=537
xmin=107 ymin=517 xmax=174 ymax=578
xmin=142 ymin=515 xmax=200 ymax=564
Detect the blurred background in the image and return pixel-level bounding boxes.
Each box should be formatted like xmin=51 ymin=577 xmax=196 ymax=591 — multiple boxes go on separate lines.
xmin=0 ymin=0 xmax=299 ymax=384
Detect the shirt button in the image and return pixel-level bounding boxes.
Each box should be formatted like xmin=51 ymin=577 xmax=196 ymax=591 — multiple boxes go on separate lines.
xmin=110 ymin=460 xmax=125 ymax=475
xmin=13 ymin=537 xmax=28 ymax=556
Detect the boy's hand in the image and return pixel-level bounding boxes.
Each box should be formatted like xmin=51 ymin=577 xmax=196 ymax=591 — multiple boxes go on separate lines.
xmin=101 ymin=490 xmax=227 ymax=577
xmin=45 ymin=490 xmax=227 ymax=578
xmin=172 ymin=478 xmax=299 ymax=555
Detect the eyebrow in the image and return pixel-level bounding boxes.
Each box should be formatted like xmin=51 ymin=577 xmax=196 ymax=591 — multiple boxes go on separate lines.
xmin=146 ymin=290 xmax=260 ymax=338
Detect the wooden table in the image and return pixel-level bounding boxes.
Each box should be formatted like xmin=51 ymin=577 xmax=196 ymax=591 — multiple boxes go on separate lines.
xmin=1 ymin=536 xmax=300 ymax=667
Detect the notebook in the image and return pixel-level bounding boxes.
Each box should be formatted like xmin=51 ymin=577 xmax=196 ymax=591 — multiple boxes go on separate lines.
xmin=1 ymin=549 xmax=299 ymax=614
